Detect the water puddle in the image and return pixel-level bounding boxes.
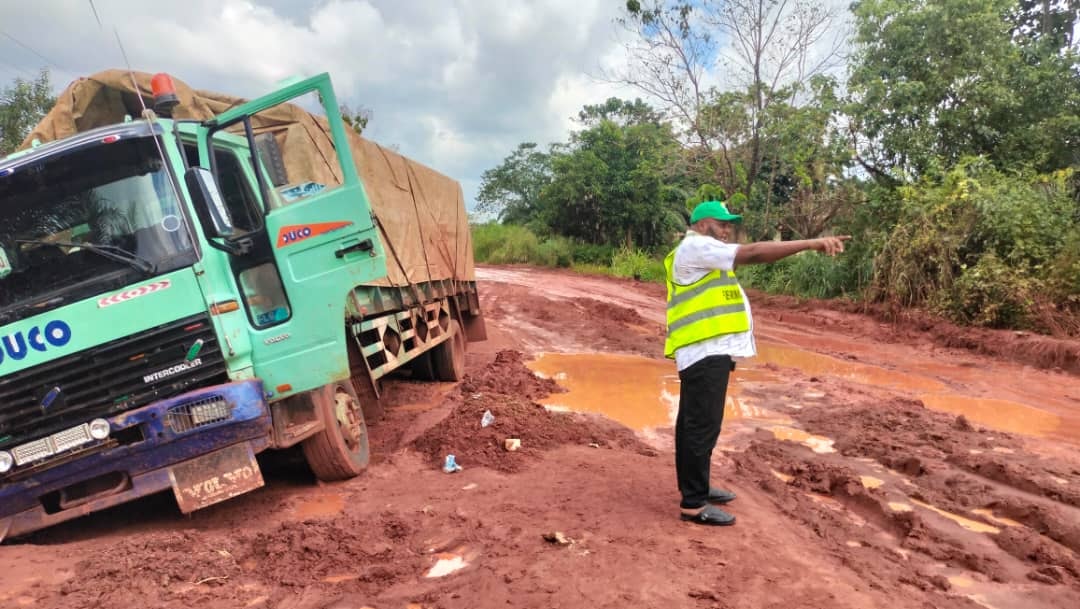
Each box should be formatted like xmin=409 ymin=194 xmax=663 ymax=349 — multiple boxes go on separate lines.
xmin=948 ymin=575 xmax=975 ymax=588
xmin=970 ymin=509 xmax=1022 ymax=528
xmin=292 ymin=493 xmax=345 ymax=519
xmin=768 ymin=426 xmax=836 ymax=454
xmin=425 ymin=553 xmax=468 ymax=578
xmin=725 ymin=396 xmax=793 ymax=425
xmin=757 ymin=344 xmax=950 ymax=393
xmin=526 ymin=349 xmax=1068 ymax=452
xmin=771 ymin=469 xmax=794 ymax=483
xmin=860 ymin=476 xmax=885 ymax=490
xmin=322 ymin=574 xmax=360 ymax=584
xmin=528 ymin=353 xmax=678 ymax=430
xmin=889 ymin=502 xmax=913 ymax=513
xmin=910 ymin=499 xmax=1001 ymax=534
xmin=918 ymin=395 xmax=1060 ymax=437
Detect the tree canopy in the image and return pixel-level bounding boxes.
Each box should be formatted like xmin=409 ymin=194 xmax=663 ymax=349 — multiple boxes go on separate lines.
xmin=0 ymin=69 xmax=54 ymax=156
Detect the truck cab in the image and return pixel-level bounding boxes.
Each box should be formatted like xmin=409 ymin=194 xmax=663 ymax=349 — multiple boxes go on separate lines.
xmin=0 ymin=72 xmax=482 ymax=540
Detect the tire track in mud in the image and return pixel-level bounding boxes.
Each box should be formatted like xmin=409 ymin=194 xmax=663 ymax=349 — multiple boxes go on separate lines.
xmin=726 ymin=372 xmax=1080 ymax=608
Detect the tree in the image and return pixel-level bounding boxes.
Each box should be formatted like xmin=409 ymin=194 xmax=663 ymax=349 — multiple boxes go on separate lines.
xmin=475 ymin=142 xmax=552 ymax=224
xmin=0 ymin=69 xmax=55 ymax=156
xmin=614 ymin=0 xmax=846 ymax=196
xmin=847 ymin=0 xmax=1080 ymax=178
xmin=577 ymin=97 xmax=665 ymax=127
xmin=540 ymin=101 xmax=683 ymax=248
xmin=339 ymin=103 xmax=372 ymax=136
xmin=1010 ymin=0 xmax=1080 ymax=48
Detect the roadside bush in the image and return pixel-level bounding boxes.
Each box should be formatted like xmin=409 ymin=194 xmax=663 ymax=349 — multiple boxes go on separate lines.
xmin=943 ymin=254 xmax=1035 ymax=328
xmin=611 ymin=246 xmax=666 ymax=282
xmin=537 ymin=235 xmax=574 ymax=268
xmin=739 ymin=251 xmax=855 ymax=300
xmin=571 ymin=242 xmax=616 ymax=265
xmin=472 ymin=223 xmax=544 ymax=264
xmin=870 ymin=160 xmax=1079 ymax=333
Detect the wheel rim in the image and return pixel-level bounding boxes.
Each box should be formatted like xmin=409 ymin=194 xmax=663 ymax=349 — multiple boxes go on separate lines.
xmin=333 ymin=387 xmax=363 ymax=451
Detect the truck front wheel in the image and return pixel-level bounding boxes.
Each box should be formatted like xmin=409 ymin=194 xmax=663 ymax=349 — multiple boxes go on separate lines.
xmin=301 ymin=382 xmax=370 ymax=481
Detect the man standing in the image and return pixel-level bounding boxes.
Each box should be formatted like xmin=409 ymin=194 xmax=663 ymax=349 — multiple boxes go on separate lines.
xmin=666 ymin=200 xmax=849 ymax=526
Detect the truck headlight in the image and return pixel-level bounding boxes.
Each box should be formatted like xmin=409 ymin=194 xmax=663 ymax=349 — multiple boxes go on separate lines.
xmin=190 ymin=400 xmax=230 ymax=426
xmin=0 ymin=451 xmax=13 ymax=474
xmin=88 ymin=419 xmax=111 ymax=440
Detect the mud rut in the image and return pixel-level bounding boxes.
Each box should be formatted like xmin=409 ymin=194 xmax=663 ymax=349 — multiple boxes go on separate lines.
xmin=1 ymin=265 xmax=1079 ymax=609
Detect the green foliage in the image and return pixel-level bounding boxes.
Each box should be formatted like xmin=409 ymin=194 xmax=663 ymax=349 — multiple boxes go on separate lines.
xmin=339 ymin=103 xmax=371 ymax=135
xmin=1047 ymin=228 xmax=1080 ymax=307
xmin=0 ymin=69 xmax=54 ymax=156
xmin=472 ymin=223 xmax=665 ymax=281
xmin=536 ymin=235 xmax=575 ymax=268
xmin=870 ymin=161 xmax=1079 ymax=329
xmin=570 ymin=242 xmax=616 ymax=266
xmin=739 ymin=252 xmax=856 ymax=300
xmin=610 ymin=246 xmax=666 ymax=282
xmin=471 ymin=223 xmax=548 ymax=265
xmin=848 ymin=0 xmax=1080 ymax=176
xmin=540 ymin=102 xmax=684 ymax=249
xmin=946 ymin=253 xmax=1035 ymax=328
xmin=475 ymin=143 xmax=552 ymax=223
xmin=685 ymin=184 xmax=727 ymax=214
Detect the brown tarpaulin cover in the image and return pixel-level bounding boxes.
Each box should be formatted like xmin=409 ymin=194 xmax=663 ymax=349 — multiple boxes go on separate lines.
xmin=21 ymin=69 xmax=474 ymax=287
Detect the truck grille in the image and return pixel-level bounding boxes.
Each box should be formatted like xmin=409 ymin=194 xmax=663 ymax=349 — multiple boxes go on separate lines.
xmin=0 ymin=314 xmax=227 ymax=446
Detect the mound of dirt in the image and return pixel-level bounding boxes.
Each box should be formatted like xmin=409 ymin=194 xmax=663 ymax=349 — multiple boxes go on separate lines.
xmin=412 ymin=350 xmax=655 ymax=472
xmin=239 ymin=513 xmax=423 ymax=588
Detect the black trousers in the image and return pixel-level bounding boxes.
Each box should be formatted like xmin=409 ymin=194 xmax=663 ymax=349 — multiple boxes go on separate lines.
xmin=676 ymin=355 xmax=734 ymax=509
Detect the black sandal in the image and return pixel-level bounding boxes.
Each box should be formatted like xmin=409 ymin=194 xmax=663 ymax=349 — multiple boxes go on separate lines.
xmin=708 ymin=487 xmax=737 ymax=505
xmin=680 ymin=505 xmax=736 ymax=526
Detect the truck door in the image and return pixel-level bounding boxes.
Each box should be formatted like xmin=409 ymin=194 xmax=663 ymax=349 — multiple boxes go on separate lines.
xmin=192 ymin=73 xmax=387 ymax=397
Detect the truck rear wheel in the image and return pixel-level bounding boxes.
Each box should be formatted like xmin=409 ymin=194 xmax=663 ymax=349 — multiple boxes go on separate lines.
xmin=301 ymin=382 xmax=369 ymax=481
xmin=432 ymin=319 xmax=467 ymax=381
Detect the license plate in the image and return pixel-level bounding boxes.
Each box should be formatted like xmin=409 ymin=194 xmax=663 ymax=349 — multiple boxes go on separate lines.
xmin=168 ymin=442 xmax=265 ymax=513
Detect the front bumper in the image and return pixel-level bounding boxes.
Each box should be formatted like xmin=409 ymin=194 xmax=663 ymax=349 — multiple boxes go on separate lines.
xmin=0 ymin=379 xmax=270 ymax=540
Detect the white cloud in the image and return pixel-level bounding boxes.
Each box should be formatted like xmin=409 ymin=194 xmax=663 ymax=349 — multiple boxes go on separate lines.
xmin=2 ymin=1 xmax=857 ymax=210
xmin=1 ymin=0 xmax=639 ymax=208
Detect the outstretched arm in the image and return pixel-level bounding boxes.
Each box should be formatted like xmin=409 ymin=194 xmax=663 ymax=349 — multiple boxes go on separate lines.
xmin=734 ymin=236 xmax=850 ymax=266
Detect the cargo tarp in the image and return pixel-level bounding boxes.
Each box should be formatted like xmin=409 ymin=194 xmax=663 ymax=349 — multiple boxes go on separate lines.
xmin=21 ymin=69 xmax=474 ymax=287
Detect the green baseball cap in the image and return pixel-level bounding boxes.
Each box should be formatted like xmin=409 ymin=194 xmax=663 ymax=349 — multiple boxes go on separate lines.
xmin=690 ymin=200 xmax=742 ymax=224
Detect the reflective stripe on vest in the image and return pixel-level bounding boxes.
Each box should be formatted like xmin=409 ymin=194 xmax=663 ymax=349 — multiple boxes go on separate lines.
xmin=664 ymin=250 xmax=750 ymax=358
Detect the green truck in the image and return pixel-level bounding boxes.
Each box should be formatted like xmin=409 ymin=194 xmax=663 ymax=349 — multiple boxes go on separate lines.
xmin=0 ymin=70 xmax=485 ymax=540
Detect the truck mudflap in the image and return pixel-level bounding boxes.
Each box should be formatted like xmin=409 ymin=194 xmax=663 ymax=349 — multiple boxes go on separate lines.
xmin=168 ymin=440 xmax=264 ymax=513
xmin=0 ymin=379 xmax=271 ymax=541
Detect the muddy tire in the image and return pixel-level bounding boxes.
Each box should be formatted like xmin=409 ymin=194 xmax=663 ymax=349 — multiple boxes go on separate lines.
xmin=410 ymin=351 xmax=437 ymax=381
xmin=432 ymin=320 xmax=467 ymax=381
xmin=301 ymin=382 xmax=369 ymax=481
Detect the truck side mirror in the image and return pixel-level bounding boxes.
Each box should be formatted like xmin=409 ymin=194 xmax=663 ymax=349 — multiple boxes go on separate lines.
xmin=185 ymin=167 xmax=236 ymax=239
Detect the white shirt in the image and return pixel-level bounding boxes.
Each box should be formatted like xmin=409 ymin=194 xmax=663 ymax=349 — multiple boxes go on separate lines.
xmin=670 ymin=231 xmax=757 ymax=371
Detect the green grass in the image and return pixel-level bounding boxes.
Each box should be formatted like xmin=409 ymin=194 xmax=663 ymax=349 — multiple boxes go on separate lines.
xmin=472 ymin=223 xmax=666 ymax=282
xmin=738 ymin=251 xmax=858 ymax=299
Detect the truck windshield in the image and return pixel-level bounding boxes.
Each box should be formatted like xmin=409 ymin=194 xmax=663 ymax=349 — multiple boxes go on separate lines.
xmin=0 ymin=135 xmax=196 ymax=323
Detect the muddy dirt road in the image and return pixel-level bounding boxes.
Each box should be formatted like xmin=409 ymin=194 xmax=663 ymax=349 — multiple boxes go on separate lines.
xmin=2 ymin=265 xmax=1079 ymax=609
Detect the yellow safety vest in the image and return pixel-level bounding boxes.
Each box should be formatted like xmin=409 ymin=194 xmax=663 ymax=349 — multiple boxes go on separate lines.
xmin=664 ymin=249 xmax=750 ymax=358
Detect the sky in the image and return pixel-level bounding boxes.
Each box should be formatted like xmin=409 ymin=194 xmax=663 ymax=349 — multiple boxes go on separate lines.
xmin=0 ymin=0 xmax=639 ymax=212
